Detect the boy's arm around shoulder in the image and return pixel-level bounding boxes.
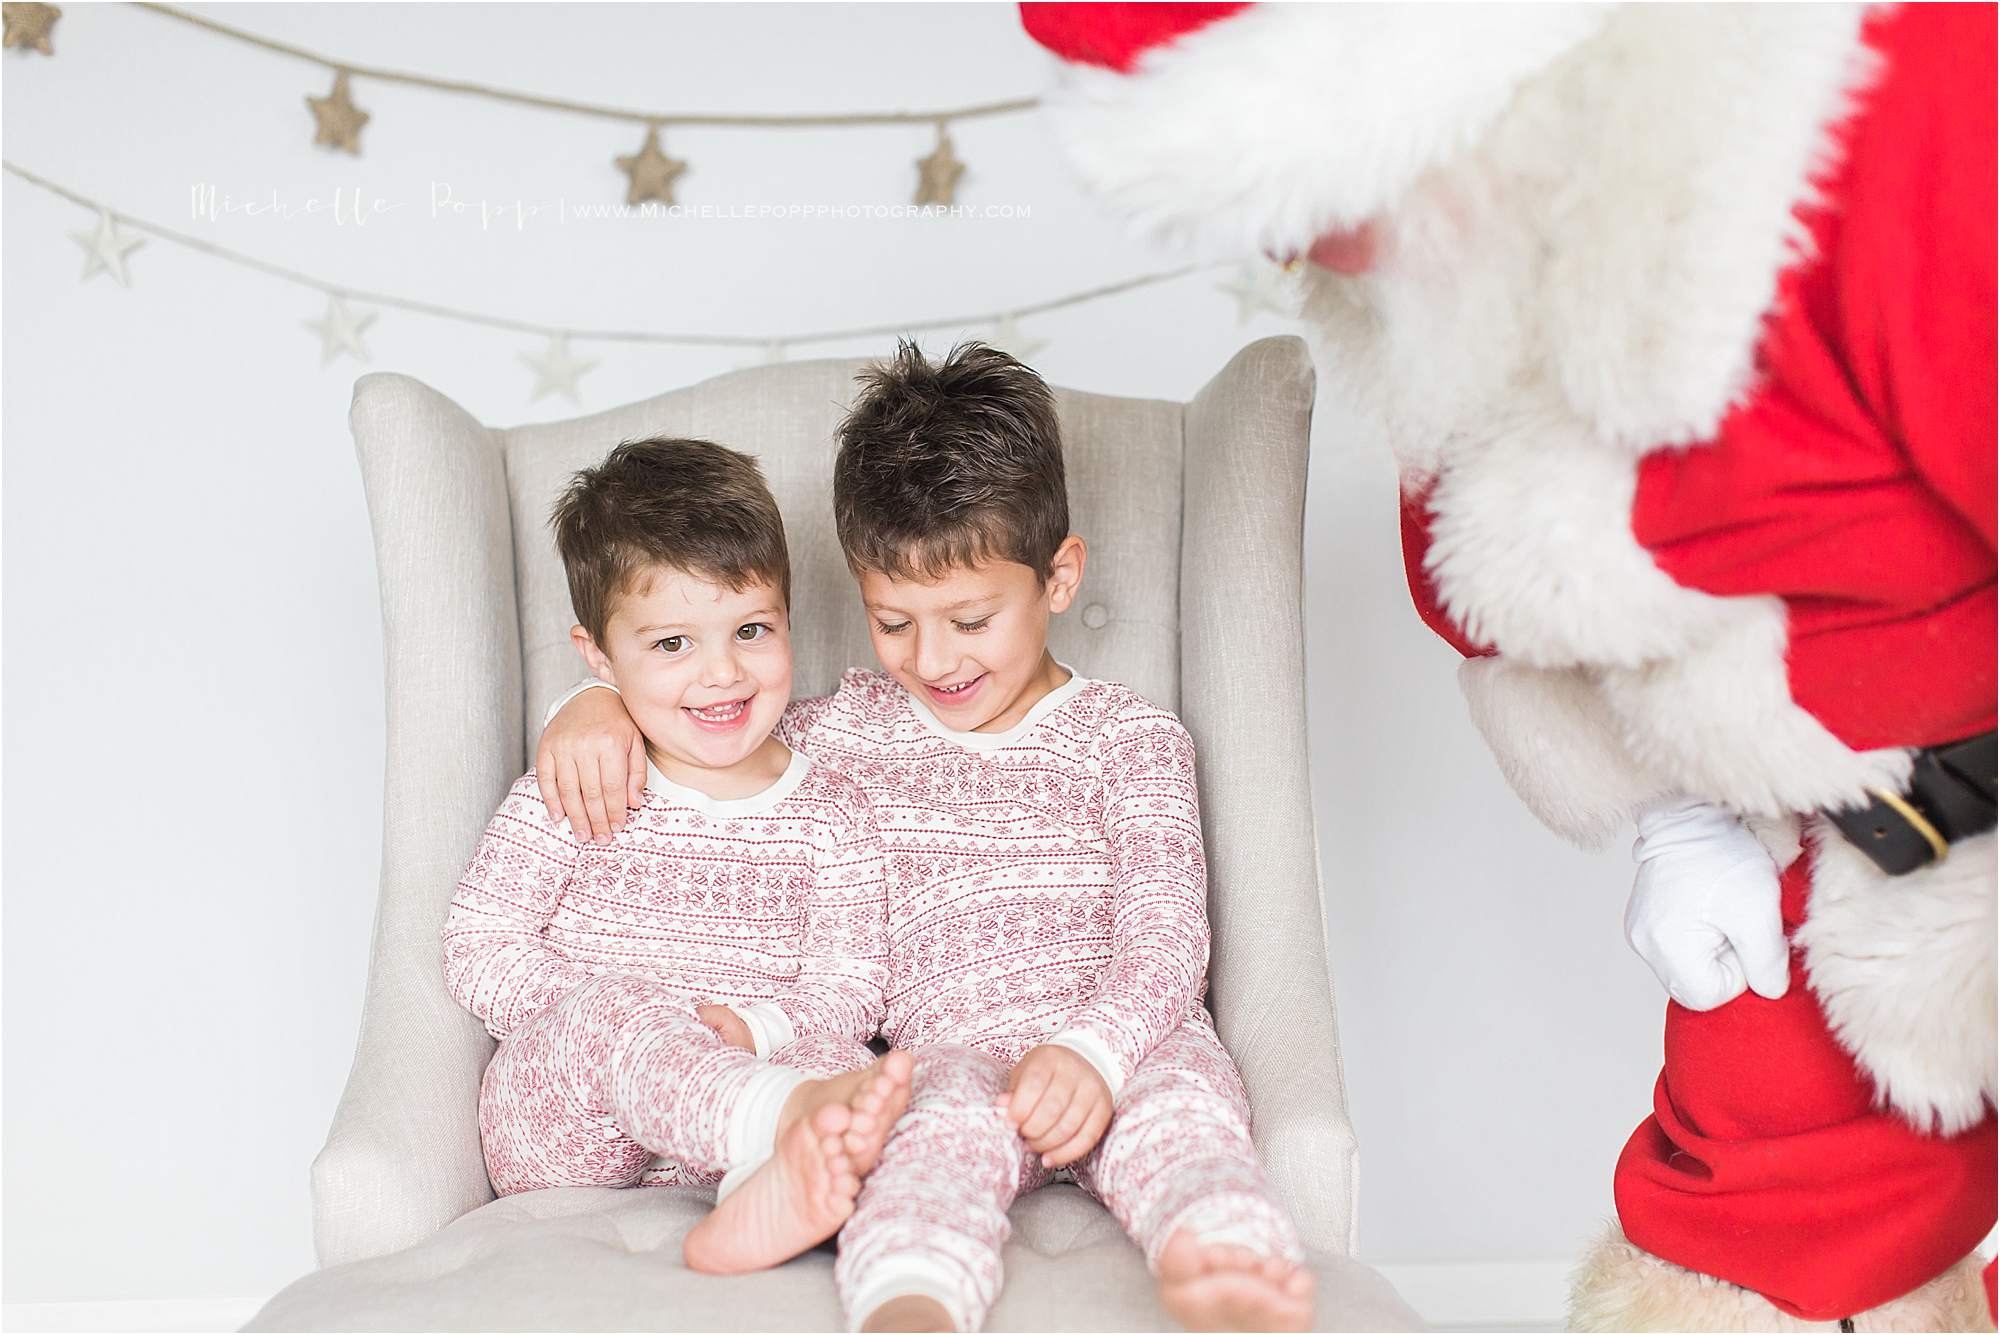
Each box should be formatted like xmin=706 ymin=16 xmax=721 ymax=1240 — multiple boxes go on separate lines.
xmin=735 ymin=774 xmax=891 ymax=1053
xmin=1045 ymin=693 xmax=1211 ymax=1096
xmin=441 ymin=771 xmax=599 ymax=1040
xmin=537 ymin=678 xmax=645 ymax=844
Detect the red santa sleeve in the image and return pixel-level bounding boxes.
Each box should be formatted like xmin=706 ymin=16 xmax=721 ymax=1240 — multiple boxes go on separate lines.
xmin=1400 ymin=483 xmax=1495 ymax=660
xmin=1628 ymin=3 xmax=1997 ymax=754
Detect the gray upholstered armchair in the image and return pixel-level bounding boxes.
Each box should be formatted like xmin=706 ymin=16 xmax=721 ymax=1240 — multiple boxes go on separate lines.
xmin=247 ymin=339 xmax=1420 ymax=1330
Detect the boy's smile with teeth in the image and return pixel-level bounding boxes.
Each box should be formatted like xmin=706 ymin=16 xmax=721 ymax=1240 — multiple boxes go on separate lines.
xmin=858 ymin=537 xmax=1086 ymax=736
xmin=571 ymin=565 xmax=794 ymax=800
xmin=687 ymin=697 xmax=752 ymax=726
xmin=926 ymin=674 xmax=985 ymax=701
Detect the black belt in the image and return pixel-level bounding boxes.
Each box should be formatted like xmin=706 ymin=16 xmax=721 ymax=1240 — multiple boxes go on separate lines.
xmin=1826 ymin=730 xmax=1997 ymax=875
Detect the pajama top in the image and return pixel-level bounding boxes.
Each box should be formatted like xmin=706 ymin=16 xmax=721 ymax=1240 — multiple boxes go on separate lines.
xmin=775 ymin=668 xmax=1211 ymax=1095
xmin=442 ymin=749 xmax=890 ymax=1058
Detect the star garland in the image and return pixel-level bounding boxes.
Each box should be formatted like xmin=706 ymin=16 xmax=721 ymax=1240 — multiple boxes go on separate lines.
xmin=6 ymin=159 xmax=1288 ymax=409
xmin=116 ymin=3 xmax=1033 ymax=207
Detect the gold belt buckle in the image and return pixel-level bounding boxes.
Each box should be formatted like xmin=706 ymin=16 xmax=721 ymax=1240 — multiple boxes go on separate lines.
xmin=1865 ymin=787 xmax=1950 ymax=865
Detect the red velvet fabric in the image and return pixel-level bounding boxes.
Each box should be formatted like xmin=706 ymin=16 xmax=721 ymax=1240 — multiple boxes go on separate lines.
xmin=1027 ymin=0 xmax=1999 ymax=1315
xmin=1399 ymin=5 xmax=2000 ymax=1318
xmin=1018 ymin=2 xmax=1251 ymax=73
xmin=1630 ymin=4 xmax=1997 ymax=752
xmin=1615 ymin=850 xmax=1996 ymax=1320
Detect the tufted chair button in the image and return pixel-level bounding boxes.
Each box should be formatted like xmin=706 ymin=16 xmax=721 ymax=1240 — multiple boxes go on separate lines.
xmin=1081 ymin=603 xmax=1110 ymax=629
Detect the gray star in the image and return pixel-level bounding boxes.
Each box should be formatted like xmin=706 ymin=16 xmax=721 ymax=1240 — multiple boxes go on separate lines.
xmin=521 ymin=334 xmax=598 ymax=405
xmin=1217 ymin=261 xmax=1296 ymax=326
xmin=303 ymin=294 xmax=376 ymax=367
xmin=69 ymin=208 xmax=144 ymax=286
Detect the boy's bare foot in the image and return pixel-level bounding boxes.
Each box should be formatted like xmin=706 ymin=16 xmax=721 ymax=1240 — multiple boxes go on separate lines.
xmin=1157 ymin=1230 xmax=1315 ymax=1331
xmin=681 ymin=1102 xmax=859 ymax=1274
xmin=779 ymin=1050 xmax=914 ymax=1175
xmin=859 ymin=1293 xmax=955 ymax=1332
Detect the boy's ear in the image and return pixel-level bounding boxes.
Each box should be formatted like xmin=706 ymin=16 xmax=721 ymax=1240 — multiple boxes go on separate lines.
xmin=571 ymin=624 xmax=618 ymax=685
xmin=1046 ymin=535 xmax=1088 ymax=614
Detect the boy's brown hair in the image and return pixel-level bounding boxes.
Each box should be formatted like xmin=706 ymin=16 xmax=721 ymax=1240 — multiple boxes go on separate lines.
xmin=833 ymin=339 xmax=1069 ymax=581
xmin=550 ymin=436 xmax=790 ymax=644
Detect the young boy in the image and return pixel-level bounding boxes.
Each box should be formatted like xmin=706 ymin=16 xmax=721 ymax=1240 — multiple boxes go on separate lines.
xmin=542 ymin=348 xmax=1314 ymax=1331
xmin=445 ymin=436 xmax=912 ymax=1276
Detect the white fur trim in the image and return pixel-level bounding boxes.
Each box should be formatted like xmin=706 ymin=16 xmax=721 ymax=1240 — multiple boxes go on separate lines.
xmin=1424 ymin=415 xmax=1910 ymax=819
xmin=1568 ymin=1221 xmax=1994 ymax=1331
xmin=1797 ymin=821 xmax=1998 ymax=1137
xmin=1288 ymin=4 xmax=1873 ymax=457
xmin=1593 ymin=611 xmax=1913 ymax=821
xmin=1423 ymin=414 xmax=1740 ymax=668
xmin=1040 ymin=4 xmax=1610 ymax=261
xmin=1457 ymin=657 xmax=1673 ymax=850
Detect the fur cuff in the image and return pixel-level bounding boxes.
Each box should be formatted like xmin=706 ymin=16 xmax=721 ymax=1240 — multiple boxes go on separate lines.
xmin=1457 ymin=656 xmax=1672 ymax=850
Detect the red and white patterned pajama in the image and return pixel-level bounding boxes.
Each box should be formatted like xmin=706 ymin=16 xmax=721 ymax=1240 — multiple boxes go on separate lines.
xmin=443 ymin=752 xmax=889 ymax=1195
xmin=775 ymin=670 xmax=1303 ymax=1330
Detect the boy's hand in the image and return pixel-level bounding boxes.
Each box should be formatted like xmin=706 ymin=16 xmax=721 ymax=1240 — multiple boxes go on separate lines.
xmin=537 ymin=687 xmax=645 ymax=844
xmin=996 ymin=1044 xmax=1113 ymax=1168
xmin=696 ymin=1004 xmax=755 ymax=1051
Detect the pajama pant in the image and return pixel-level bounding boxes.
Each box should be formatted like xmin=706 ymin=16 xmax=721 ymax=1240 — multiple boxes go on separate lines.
xmin=479 ymin=973 xmax=876 ymax=1195
xmin=835 ymin=1015 xmax=1301 ymax=1331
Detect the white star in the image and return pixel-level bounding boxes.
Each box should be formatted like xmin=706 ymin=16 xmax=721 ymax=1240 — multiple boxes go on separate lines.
xmin=1216 ymin=260 xmax=1297 ymax=326
xmin=303 ymin=294 xmax=376 ymax=367
xmin=69 ymin=208 xmax=144 ymax=287
xmin=520 ymin=334 xmax=598 ymax=405
xmin=989 ymin=314 xmax=1048 ymax=362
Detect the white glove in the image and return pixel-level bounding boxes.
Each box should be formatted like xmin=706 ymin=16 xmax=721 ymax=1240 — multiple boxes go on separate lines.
xmin=1624 ymin=798 xmax=1791 ymax=1011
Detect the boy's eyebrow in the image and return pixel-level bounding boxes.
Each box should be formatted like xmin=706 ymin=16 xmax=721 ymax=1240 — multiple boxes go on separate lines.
xmin=865 ymin=596 xmax=997 ymax=614
xmin=631 ymin=606 xmax=782 ymax=634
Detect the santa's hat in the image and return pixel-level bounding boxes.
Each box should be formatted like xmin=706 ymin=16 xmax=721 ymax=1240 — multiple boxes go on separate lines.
xmin=1019 ymin=2 xmax=1608 ymax=257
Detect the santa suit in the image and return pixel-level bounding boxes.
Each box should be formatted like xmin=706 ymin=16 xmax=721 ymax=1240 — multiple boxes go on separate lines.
xmin=1023 ymin=2 xmax=1996 ymax=1325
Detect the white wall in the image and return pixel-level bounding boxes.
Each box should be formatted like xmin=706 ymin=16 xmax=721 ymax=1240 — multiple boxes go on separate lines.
xmin=1 ymin=1 xmax=1666 ymax=1314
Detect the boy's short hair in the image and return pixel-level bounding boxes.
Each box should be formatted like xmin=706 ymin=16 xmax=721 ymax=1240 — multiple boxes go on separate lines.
xmin=833 ymin=339 xmax=1069 ymax=581
xmin=550 ymin=436 xmax=790 ymax=644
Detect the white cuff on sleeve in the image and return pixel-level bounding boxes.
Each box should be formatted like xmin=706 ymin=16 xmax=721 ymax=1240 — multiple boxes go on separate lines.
xmin=543 ymin=677 xmax=619 ymax=729
xmin=730 ymin=1002 xmax=797 ymax=1060
xmin=1045 ymin=1026 xmax=1125 ymax=1100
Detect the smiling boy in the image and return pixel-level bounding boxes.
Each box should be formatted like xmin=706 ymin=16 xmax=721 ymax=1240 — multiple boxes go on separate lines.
xmin=446 ymin=436 xmax=912 ymax=1278
xmin=542 ymin=347 xmax=1313 ymax=1331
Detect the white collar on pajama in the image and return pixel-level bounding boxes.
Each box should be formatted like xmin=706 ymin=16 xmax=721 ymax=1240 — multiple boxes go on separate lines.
xmin=642 ymin=744 xmax=810 ymax=817
xmin=902 ymin=663 xmax=1091 ymax=752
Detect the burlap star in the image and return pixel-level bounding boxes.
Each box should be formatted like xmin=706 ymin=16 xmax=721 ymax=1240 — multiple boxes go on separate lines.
xmin=3 ymin=3 xmax=60 ymax=55
xmin=307 ymin=70 xmax=369 ymax=155
xmin=914 ymin=126 xmax=965 ymax=206
xmin=616 ymin=125 xmax=686 ymax=206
